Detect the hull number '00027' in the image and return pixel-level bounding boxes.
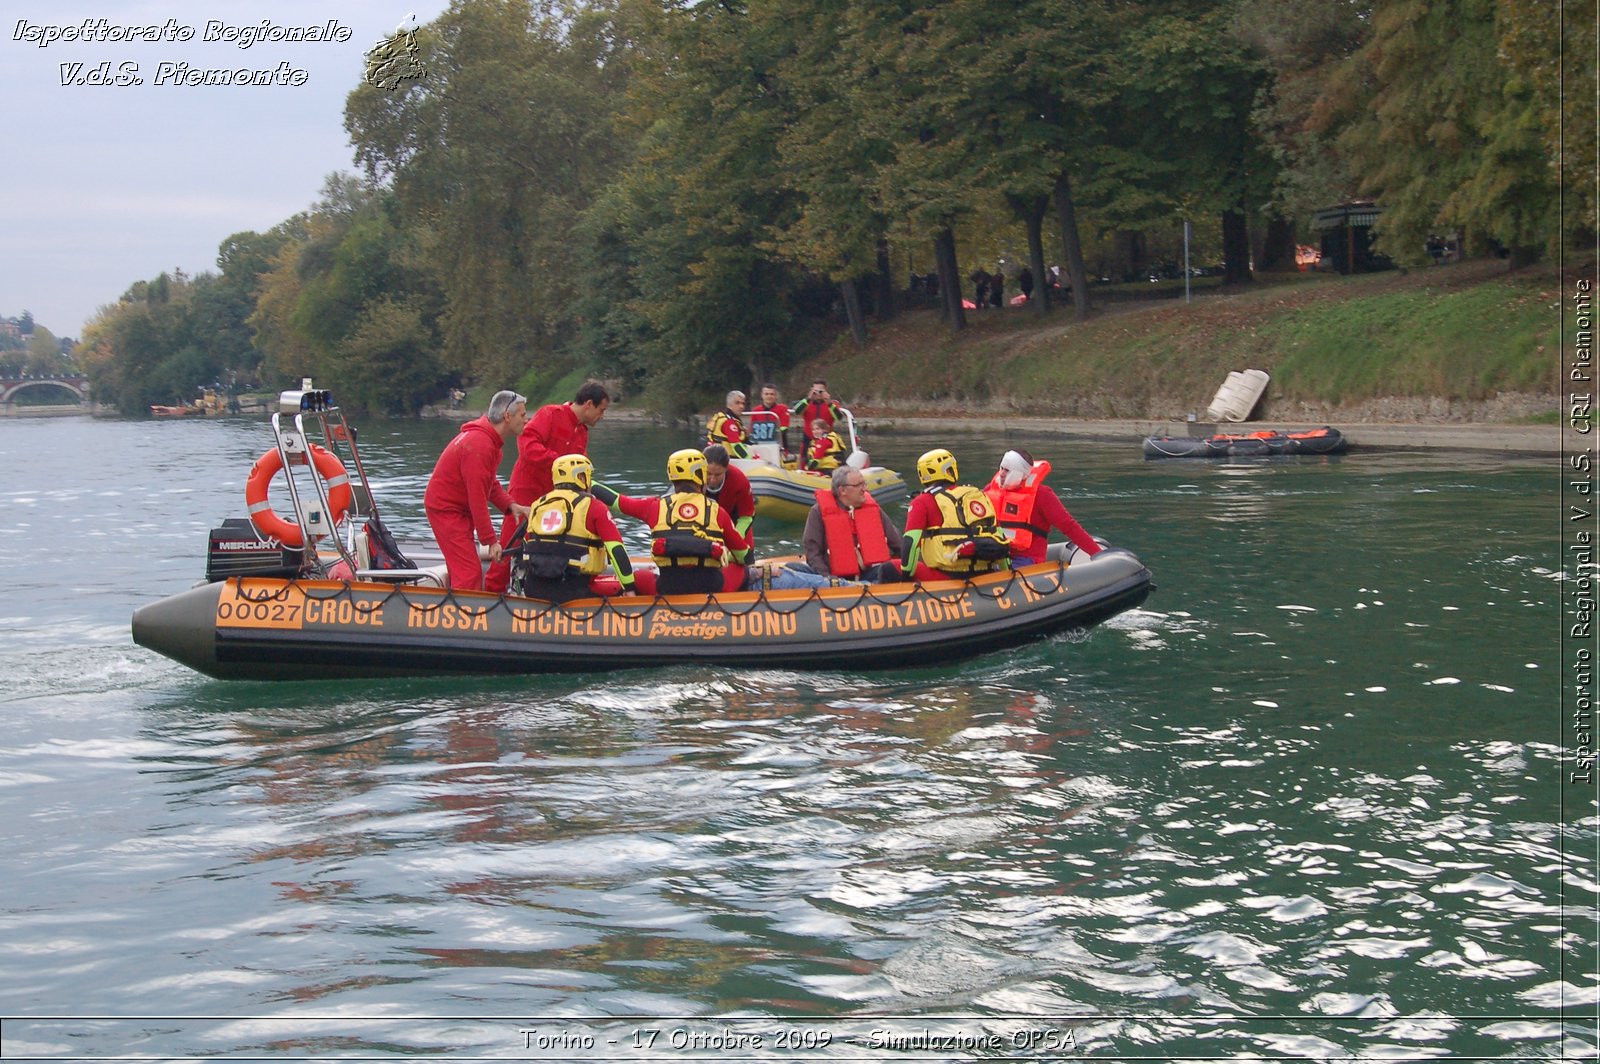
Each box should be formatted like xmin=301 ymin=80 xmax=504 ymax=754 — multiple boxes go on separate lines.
xmin=215 ymin=582 xmax=306 ymax=629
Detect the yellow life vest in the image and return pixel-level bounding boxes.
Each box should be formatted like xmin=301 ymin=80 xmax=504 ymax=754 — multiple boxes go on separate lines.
xmin=808 ymin=432 xmax=845 ymax=471
xmin=524 ymin=488 xmax=605 ymax=576
xmin=650 ymin=491 xmax=726 ymax=568
xmin=705 ymin=411 xmax=748 ymax=456
xmin=919 ymin=485 xmax=1011 ymax=573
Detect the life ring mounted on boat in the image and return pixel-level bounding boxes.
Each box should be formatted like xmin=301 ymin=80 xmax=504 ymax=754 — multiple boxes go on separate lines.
xmin=245 ymin=444 xmax=352 ymax=547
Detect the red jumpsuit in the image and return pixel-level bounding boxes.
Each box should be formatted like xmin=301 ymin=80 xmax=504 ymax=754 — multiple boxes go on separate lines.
xmin=486 ymin=403 xmax=591 ymax=593
xmin=423 ymin=417 xmax=515 ymax=590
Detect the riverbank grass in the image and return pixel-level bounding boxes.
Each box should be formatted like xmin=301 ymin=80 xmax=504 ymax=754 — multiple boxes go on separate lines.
xmin=808 ymin=257 xmax=1567 ymax=418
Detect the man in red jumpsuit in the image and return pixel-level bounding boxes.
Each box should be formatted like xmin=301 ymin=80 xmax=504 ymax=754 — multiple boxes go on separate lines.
xmin=609 ymin=449 xmax=753 ymax=595
xmin=484 ymin=380 xmax=611 ymax=593
xmin=750 ymin=383 xmax=791 ymax=452
xmin=424 ymin=390 xmax=533 ymax=590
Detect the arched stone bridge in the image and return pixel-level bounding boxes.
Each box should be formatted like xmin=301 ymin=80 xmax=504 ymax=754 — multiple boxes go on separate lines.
xmin=0 ymin=375 xmax=91 ymax=404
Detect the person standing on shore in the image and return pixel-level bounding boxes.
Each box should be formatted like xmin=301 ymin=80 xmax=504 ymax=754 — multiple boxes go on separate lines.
xmin=424 ymin=390 xmax=533 ymax=591
xmin=485 ymin=381 xmax=610 ymax=594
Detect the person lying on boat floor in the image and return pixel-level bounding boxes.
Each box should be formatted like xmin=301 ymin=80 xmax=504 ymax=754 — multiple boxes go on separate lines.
xmin=902 ymin=448 xmax=1013 ymax=582
xmin=803 ymin=465 xmax=907 ymax=584
xmin=983 ymin=448 xmax=1102 ymax=566
xmin=511 ymin=454 xmax=637 ymax=603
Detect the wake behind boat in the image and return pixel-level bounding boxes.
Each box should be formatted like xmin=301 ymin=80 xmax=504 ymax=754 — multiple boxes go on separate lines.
xmin=130 ymin=385 xmax=1151 ymax=680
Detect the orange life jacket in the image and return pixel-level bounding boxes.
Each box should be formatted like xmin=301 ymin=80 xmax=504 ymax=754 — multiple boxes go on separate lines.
xmin=983 ymin=458 xmax=1053 ymax=556
xmin=814 ymin=488 xmax=892 ymax=578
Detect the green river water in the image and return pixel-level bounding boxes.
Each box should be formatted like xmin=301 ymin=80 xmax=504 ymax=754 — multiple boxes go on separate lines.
xmin=0 ymin=413 xmax=1592 ymax=1059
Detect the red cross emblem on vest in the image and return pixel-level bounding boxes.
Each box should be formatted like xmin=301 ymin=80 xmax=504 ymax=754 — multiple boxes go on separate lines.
xmin=677 ymin=501 xmax=701 ymax=520
xmin=539 ymin=509 xmax=565 ymax=533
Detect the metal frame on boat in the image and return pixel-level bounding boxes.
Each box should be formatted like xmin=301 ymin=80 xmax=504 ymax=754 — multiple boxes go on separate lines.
xmin=735 ymin=408 xmax=906 ymax=521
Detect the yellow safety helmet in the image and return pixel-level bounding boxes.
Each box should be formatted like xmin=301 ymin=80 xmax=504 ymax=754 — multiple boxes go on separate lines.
xmin=666 ymin=448 xmax=706 ymax=486
xmin=551 ymin=453 xmax=594 ymax=491
xmin=917 ymin=447 xmax=959 ymax=486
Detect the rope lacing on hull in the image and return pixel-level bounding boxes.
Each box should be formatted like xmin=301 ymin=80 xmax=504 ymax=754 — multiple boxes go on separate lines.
xmin=225 ymin=562 xmax=1075 ymax=622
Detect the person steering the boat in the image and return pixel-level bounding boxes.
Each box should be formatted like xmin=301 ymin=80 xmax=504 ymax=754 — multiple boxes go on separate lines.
xmin=512 ymin=454 xmax=637 ymax=603
xmin=803 ymin=465 xmax=904 ymax=583
xmin=608 ymin=448 xmax=752 ymax=596
xmin=983 ymin=448 xmax=1102 ymax=566
xmin=750 ymin=383 xmax=792 ymax=453
xmin=806 ymin=418 xmax=847 ymax=472
xmin=705 ymin=391 xmax=749 ymax=458
xmin=901 ymin=448 xmax=1012 ymax=581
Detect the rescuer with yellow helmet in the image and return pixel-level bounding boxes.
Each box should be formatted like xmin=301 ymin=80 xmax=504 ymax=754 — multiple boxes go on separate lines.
xmin=602 ymin=448 xmax=753 ymax=596
xmin=900 ymin=447 xmax=1012 ymax=581
xmin=512 ymin=453 xmax=636 ymax=602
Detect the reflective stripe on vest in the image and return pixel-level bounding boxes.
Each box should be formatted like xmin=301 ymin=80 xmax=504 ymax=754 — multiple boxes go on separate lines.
xmin=650 ymin=491 xmax=726 ymax=567
xmin=527 ymin=488 xmax=606 ymax=575
xmin=920 ymin=485 xmax=1006 ymax=573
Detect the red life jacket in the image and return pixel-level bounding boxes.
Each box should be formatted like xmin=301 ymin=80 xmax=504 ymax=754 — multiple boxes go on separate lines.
xmin=983 ymin=458 xmax=1052 ymax=557
xmin=814 ymin=488 xmax=892 ymax=578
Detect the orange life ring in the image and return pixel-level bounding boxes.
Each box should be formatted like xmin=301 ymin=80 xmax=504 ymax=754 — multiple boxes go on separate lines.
xmin=245 ymin=444 xmax=352 ymax=547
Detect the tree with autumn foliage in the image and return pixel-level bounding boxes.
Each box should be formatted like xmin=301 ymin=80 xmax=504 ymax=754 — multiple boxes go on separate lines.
xmin=1319 ymin=0 xmax=1580 ymax=265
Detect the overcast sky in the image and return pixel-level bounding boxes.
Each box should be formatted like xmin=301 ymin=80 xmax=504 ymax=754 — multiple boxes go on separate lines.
xmin=0 ymin=1 xmax=452 ymax=340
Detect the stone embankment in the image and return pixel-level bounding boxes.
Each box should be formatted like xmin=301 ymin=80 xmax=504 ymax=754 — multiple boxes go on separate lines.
xmin=433 ymin=390 xmax=1562 ymax=454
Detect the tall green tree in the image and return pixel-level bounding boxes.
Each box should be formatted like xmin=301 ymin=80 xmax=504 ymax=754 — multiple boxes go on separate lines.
xmin=1236 ymin=0 xmax=1368 ymax=258
xmin=1109 ymin=1 xmax=1276 ymax=285
xmin=1328 ymin=0 xmax=1561 ymax=265
xmin=582 ymin=0 xmax=825 ymax=401
xmin=346 ymin=0 xmax=635 ymax=386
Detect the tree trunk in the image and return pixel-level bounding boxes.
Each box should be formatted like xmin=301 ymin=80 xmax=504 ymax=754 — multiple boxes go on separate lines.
xmin=1221 ymin=208 xmax=1254 ymax=285
xmin=1052 ymin=173 xmax=1090 ymax=321
xmin=1025 ymin=195 xmax=1049 ymax=318
xmin=840 ymin=279 xmax=868 ymax=346
xmin=1117 ymin=230 xmax=1145 ymax=281
xmin=874 ymin=237 xmax=897 ymax=322
xmin=933 ymin=234 xmax=952 ymax=324
xmin=1258 ymin=214 xmax=1297 ymax=272
xmin=934 ymin=227 xmax=967 ymax=333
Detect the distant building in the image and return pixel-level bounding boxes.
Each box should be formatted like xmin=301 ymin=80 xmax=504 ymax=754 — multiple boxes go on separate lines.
xmin=1311 ymin=202 xmax=1393 ymax=274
